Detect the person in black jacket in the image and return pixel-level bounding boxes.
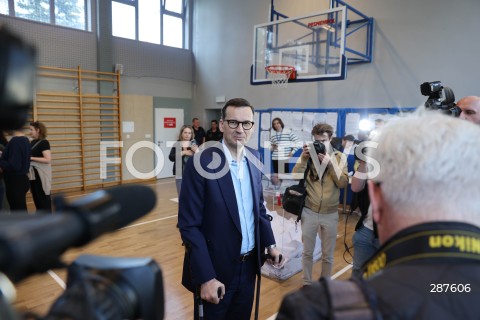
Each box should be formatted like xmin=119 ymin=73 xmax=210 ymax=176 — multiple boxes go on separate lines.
xmin=277 ymin=112 xmax=480 ymax=319
xmin=0 ymin=132 xmax=8 ymax=210
xmin=192 ymin=118 xmax=206 ymax=145
xmin=0 ymin=130 xmax=30 ymax=211
xmin=205 ymin=119 xmax=223 ymax=142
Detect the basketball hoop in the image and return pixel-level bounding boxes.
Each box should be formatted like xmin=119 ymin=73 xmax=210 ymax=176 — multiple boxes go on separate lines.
xmin=265 ymin=65 xmax=296 ymax=88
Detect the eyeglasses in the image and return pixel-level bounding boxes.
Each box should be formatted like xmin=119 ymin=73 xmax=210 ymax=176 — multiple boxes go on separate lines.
xmin=224 ymin=120 xmax=254 ymax=130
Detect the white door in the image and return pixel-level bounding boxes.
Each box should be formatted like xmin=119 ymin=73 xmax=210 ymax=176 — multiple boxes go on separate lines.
xmin=154 ymin=108 xmax=184 ymax=179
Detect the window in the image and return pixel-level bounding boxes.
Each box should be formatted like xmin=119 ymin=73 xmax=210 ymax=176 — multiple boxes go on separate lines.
xmin=112 ymin=0 xmax=188 ymax=49
xmin=55 ymin=0 xmax=86 ymax=30
xmin=163 ymin=15 xmax=182 ymax=48
xmin=165 ymin=0 xmax=182 ymax=14
xmin=1 ymin=0 xmax=89 ymax=31
xmin=0 ymin=0 xmax=9 ymax=15
xmin=14 ymin=0 xmax=50 ymax=24
xmin=112 ymin=1 xmax=136 ymax=40
xmin=139 ymin=0 xmax=160 ymax=44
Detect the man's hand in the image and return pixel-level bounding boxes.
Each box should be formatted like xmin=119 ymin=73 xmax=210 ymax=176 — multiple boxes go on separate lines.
xmin=351 ymin=160 xmax=368 ymax=192
xmin=267 ymin=247 xmax=286 ymax=268
xmin=301 ymin=144 xmax=311 ymax=159
xmin=317 ymin=152 xmax=332 ymax=166
xmin=200 ymin=278 xmax=225 ymax=304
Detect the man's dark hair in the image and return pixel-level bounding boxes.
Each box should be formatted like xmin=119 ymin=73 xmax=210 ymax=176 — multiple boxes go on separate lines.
xmin=221 ymin=98 xmax=254 ymax=119
xmin=192 ymin=117 xmax=199 ymax=122
xmin=211 ymin=120 xmax=218 ymax=124
xmin=271 ymin=117 xmax=284 ymax=129
xmin=311 ymin=123 xmax=333 ymax=138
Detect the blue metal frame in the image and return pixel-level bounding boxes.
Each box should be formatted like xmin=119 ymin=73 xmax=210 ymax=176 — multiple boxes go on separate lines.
xmin=270 ymin=0 xmax=374 ymax=65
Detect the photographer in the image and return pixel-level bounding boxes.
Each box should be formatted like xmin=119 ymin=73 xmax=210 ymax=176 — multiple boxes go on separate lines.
xmin=457 ymin=96 xmax=480 ymax=124
xmin=277 ymin=113 xmax=480 ymax=319
xmin=292 ymin=123 xmax=348 ymax=285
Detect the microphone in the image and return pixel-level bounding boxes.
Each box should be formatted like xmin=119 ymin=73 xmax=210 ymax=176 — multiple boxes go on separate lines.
xmin=0 ymin=185 xmax=156 ymax=282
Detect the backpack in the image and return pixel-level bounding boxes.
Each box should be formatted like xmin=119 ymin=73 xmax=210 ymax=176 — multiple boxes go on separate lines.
xmin=320 ymin=277 xmax=383 ymax=320
xmin=282 ymin=165 xmax=310 ymax=222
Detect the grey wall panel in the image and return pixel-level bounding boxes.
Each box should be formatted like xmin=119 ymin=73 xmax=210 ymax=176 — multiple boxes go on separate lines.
xmin=0 ymin=15 xmax=97 ymax=70
xmin=113 ymin=38 xmax=194 ymax=82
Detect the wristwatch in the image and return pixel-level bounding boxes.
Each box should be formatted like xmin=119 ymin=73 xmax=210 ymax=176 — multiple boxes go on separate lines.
xmin=267 ymin=244 xmax=276 ymax=250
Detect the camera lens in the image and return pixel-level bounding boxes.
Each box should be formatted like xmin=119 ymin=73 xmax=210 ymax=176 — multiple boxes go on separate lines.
xmin=313 ymin=141 xmax=326 ymax=155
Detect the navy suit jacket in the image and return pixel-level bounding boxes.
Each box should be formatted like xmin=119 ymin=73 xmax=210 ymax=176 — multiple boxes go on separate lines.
xmin=178 ymin=143 xmax=275 ymax=292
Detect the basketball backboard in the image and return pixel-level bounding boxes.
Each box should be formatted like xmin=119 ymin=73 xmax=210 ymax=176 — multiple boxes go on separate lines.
xmin=251 ymin=6 xmax=346 ymax=85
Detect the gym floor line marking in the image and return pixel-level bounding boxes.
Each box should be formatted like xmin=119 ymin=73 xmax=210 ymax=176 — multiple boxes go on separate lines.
xmin=47 ymin=270 xmax=66 ymax=289
xmin=332 ymin=264 xmax=353 ymax=279
xmin=120 ymin=214 xmax=178 ymax=229
xmin=266 ymin=264 xmax=352 ymax=320
xmin=56 ymin=179 xmax=175 ymax=201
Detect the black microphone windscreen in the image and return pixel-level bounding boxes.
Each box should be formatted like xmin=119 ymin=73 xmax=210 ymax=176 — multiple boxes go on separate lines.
xmin=71 ymin=185 xmax=157 ymax=241
xmin=0 ymin=185 xmax=156 ymax=282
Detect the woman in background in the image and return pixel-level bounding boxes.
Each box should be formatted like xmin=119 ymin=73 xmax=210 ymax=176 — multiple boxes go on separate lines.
xmin=0 ymin=129 xmax=30 ymax=211
xmin=168 ymin=125 xmax=198 ymax=196
xmin=270 ymin=117 xmax=300 ymax=186
xmin=29 ymin=121 xmax=52 ymax=212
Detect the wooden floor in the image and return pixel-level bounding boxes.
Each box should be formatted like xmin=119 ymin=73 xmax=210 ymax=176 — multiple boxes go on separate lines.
xmin=13 ymin=179 xmax=359 ymax=319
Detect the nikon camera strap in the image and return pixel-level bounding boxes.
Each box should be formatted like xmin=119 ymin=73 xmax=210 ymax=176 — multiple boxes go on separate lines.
xmin=362 ymin=223 xmax=480 ymax=280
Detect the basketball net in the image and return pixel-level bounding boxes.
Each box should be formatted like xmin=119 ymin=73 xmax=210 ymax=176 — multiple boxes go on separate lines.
xmin=265 ymin=65 xmax=295 ymax=89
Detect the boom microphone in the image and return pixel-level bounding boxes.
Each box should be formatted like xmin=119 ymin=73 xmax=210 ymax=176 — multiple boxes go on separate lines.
xmin=0 ymin=185 xmax=157 ymax=282
xmin=60 ymin=184 xmax=157 ymax=246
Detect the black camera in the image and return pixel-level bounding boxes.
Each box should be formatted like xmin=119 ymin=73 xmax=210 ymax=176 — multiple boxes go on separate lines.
xmin=0 ymin=26 xmax=36 ymax=130
xmin=420 ymin=81 xmax=462 ymax=117
xmin=0 ymin=186 xmax=164 ymax=320
xmin=47 ymin=254 xmax=164 ymax=320
xmin=313 ymin=141 xmax=326 ymax=155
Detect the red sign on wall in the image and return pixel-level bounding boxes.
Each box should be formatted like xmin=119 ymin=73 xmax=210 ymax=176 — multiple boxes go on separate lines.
xmin=164 ymin=117 xmax=176 ymax=128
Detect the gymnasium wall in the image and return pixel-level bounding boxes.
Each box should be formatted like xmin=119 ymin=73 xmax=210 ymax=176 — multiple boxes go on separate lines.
xmin=0 ymin=1 xmax=195 ymax=183
xmin=192 ymin=0 xmax=480 ymax=115
xmin=0 ymin=2 xmax=194 ymax=98
xmin=0 ymin=14 xmax=97 ymax=71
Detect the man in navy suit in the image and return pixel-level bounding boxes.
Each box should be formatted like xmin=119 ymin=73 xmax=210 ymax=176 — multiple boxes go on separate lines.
xmin=178 ymin=98 xmax=283 ymax=319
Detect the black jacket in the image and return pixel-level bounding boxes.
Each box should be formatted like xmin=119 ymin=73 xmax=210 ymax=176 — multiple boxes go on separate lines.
xmin=277 ymin=222 xmax=480 ymax=320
